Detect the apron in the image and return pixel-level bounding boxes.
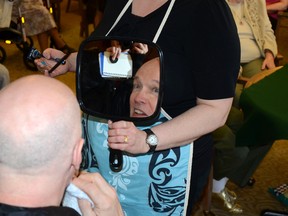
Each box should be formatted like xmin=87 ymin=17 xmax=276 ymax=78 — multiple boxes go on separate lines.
xmin=81 ymin=109 xmax=194 ymax=215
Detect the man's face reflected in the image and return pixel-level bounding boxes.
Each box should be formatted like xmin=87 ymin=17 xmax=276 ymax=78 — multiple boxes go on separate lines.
xmin=130 ymin=58 xmax=160 ymax=118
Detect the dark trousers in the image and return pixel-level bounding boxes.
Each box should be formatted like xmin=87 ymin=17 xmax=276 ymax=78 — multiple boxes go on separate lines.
xmin=213 ymin=106 xmax=273 ymax=187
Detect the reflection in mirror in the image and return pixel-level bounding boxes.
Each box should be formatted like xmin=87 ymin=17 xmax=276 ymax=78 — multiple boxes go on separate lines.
xmin=76 ymin=36 xmax=163 ymax=126
xmin=76 ymin=37 xmax=163 ymax=172
xmin=130 ymin=57 xmax=160 ymax=118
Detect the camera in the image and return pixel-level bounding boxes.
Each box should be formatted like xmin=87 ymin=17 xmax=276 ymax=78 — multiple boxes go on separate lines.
xmin=27 ymin=47 xmax=43 ymax=62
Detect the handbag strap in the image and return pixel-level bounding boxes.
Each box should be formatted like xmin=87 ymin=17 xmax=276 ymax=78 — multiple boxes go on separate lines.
xmin=105 ymin=0 xmax=176 ymax=43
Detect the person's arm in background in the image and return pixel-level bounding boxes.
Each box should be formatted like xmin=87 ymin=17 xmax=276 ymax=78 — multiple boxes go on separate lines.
xmin=35 ymin=48 xmax=78 ymax=77
xmin=263 ymin=49 xmax=276 ymax=70
xmin=266 ymin=0 xmax=288 ymax=12
xmin=73 ymin=172 xmax=124 ymax=216
xmin=261 ymin=1 xmax=278 ymax=70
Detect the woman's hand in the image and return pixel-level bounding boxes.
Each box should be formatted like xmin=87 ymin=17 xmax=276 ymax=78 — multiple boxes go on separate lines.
xmin=106 ymin=46 xmax=123 ymax=62
xmin=262 ymin=50 xmax=276 ymax=70
xmin=107 ymin=120 xmax=149 ymax=154
xmin=34 ymin=48 xmax=77 ymax=77
xmin=73 ymin=172 xmax=124 ymax=216
xmin=131 ymin=42 xmax=148 ymax=54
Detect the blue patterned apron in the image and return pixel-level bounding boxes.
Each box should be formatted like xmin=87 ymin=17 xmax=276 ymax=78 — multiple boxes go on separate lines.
xmin=81 ymin=109 xmax=193 ymax=216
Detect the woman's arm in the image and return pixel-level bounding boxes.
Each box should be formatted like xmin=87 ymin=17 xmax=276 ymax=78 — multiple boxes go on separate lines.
xmin=260 ymin=1 xmax=278 ymax=69
xmin=107 ymin=97 xmax=233 ymax=154
xmin=152 ymin=97 xmax=232 ymax=150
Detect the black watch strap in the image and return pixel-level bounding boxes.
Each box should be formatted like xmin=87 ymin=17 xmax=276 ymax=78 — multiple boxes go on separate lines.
xmin=147 ymin=144 xmax=157 ymax=153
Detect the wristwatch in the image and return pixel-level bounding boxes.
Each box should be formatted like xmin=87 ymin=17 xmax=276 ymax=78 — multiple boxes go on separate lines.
xmin=144 ymin=129 xmax=158 ymax=153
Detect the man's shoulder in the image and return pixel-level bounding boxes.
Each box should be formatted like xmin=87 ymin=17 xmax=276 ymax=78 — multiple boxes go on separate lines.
xmin=0 ymin=203 xmax=80 ymax=216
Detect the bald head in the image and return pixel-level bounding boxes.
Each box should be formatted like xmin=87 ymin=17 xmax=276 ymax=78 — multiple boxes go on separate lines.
xmin=0 ymin=75 xmax=81 ymax=172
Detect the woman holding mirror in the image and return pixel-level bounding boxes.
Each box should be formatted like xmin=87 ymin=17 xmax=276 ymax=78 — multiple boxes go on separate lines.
xmin=80 ymin=56 xmax=195 ymax=216
xmin=35 ymin=0 xmax=240 ymax=215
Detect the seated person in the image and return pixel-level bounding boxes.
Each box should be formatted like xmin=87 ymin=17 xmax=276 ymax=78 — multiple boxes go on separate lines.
xmin=212 ymin=106 xmax=248 ymax=213
xmin=0 ymin=75 xmax=123 ymax=216
xmin=212 ymin=72 xmax=280 ymax=213
xmin=0 ymin=63 xmax=10 ymax=89
xmin=0 ymin=0 xmax=13 ymax=28
xmin=11 ymin=0 xmax=74 ymax=53
xmin=212 ymin=4 xmax=277 ymax=209
xmin=266 ymin=0 xmax=288 ymax=30
xmin=226 ymin=0 xmax=277 ymax=108
xmin=81 ymin=0 xmax=106 ymax=32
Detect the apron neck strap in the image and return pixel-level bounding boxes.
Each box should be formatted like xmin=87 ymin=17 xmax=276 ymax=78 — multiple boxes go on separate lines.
xmin=106 ymin=0 xmax=176 ymax=43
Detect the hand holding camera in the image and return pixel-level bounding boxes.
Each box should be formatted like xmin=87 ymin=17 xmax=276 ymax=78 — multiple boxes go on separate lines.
xmin=29 ymin=47 xmax=71 ymax=75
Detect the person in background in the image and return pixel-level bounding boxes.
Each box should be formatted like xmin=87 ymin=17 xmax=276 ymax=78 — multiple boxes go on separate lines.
xmin=226 ymin=0 xmax=278 ymax=108
xmin=82 ymin=0 xmax=106 ymax=31
xmin=35 ymin=0 xmax=240 ymax=214
xmin=212 ymin=0 xmax=277 ymax=209
xmin=0 ymin=0 xmax=14 ymax=28
xmin=93 ymin=0 xmax=106 ymax=28
xmin=212 ymin=107 xmax=248 ymax=213
xmin=0 ymin=63 xmax=10 ymax=89
xmin=0 ymin=75 xmax=123 ymax=216
xmin=11 ymin=0 xmax=75 ymax=53
xmin=266 ymin=0 xmax=288 ymax=30
xmin=211 ymin=1 xmax=277 ymax=213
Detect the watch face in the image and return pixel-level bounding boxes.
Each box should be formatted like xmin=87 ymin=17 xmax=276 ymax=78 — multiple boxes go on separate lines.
xmin=147 ymin=134 xmax=158 ymax=146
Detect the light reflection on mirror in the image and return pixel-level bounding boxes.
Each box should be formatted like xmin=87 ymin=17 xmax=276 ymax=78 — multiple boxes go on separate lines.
xmin=76 ymin=37 xmax=163 ymax=125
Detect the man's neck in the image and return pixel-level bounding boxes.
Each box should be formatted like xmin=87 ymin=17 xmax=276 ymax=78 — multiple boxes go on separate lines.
xmin=0 ymin=172 xmax=66 ymax=208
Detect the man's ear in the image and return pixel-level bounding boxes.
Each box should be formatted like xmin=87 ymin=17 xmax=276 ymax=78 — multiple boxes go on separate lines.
xmin=72 ymin=138 xmax=84 ymax=170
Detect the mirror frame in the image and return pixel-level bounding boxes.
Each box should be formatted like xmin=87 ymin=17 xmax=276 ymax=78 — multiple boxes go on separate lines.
xmin=76 ymin=36 xmax=164 ymax=126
